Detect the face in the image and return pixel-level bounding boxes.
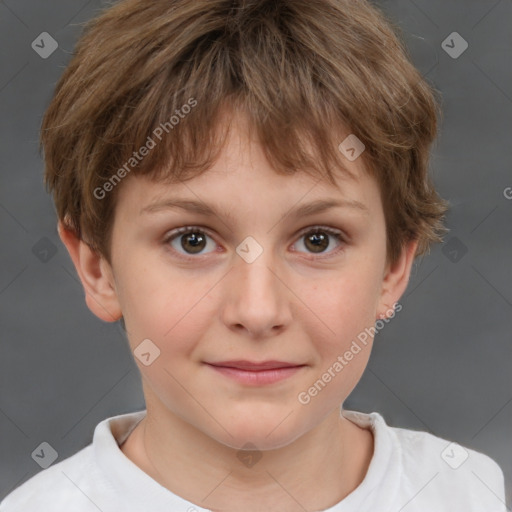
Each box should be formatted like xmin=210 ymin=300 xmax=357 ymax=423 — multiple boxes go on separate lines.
xmin=70 ymin=114 xmax=414 ymax=451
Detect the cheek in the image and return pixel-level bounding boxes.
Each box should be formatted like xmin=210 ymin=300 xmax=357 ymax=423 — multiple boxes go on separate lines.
xmin=299 ymin=276 xmax=378 ymax=408
xmin=118 ymin=272 xmax=214 ymax=402
xmin=305 ymin=266 xmax=382 ymax=347
xmin=114 ymin=260 xmax=209 ymax=347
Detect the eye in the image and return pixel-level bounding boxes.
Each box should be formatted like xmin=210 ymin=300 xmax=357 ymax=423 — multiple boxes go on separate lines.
xmin=164 ymin=226 xmax=218 ymax=258
xmin=163 ymin=225 xmax=346 ymax=260
xmin=292 ymin=226 xmax=346 ymax=257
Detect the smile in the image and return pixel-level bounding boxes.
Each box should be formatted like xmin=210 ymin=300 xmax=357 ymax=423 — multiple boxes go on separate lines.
xmin=204 ymin=362 xmax=306 ymax=386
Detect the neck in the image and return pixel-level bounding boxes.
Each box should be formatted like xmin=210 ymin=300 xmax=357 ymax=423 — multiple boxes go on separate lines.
xmin=121 ymin=402 xmax=373 ymax=512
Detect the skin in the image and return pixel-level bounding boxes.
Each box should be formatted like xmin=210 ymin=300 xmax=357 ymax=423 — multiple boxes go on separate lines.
xmin=59 ymin=111 xmax=418 ymax=512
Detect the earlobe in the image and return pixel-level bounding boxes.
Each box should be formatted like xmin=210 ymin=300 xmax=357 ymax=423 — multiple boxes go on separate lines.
xmin=377 ymin=239 xmax=418 ymax=319
xmin=57 ymin=221 xmax=122 ymax=323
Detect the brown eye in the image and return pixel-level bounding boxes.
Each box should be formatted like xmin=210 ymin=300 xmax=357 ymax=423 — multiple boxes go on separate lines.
xmin=165 ymin=227 xmax=216 ymax=257
xmin=294 ymin=227 xmax=345 ymax=256
xmin=164 ymin=225 xmax=346 ymax=261
xmin=180 ymin=231 xmax=207 ymax=254
xmin=304 ymin=231 xmax=330 ymax=253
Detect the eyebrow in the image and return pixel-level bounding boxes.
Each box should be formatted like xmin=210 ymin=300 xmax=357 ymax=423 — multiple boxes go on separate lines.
xmin=140 ymin=197 xmax=369 ymax=219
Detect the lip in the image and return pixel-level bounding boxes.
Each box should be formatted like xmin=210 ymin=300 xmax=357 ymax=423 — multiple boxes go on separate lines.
xmin=204 ymin=361 xmax=306 ymax=386
xmin=206 ymin=360 xmax=303 ymax=370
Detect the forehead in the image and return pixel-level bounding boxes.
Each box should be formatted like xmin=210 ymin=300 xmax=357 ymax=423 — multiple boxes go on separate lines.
xmin=115 ymin=113 xmax=381 ymax=222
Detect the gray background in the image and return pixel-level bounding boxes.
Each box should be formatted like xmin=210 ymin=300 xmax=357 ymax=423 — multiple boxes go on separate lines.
xmin=1 ymin=0 xmax=511 ymax=507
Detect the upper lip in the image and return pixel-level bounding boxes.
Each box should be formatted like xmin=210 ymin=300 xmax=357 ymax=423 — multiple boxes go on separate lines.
xmin=205 ymin=360 xmax=305 ymax=371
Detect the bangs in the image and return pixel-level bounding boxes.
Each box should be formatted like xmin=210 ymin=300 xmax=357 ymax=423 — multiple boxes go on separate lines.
xmin=41 ymin=0 xmax=449 ymax=265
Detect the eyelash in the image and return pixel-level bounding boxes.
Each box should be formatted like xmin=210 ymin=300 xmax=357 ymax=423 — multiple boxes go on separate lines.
xmin=162 ymin=225 xmax=347 ymax=262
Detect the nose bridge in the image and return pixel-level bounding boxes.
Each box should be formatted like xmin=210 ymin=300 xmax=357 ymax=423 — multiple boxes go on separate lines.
xmin=234 ymin=238 xmax=281 ymax=303
xmin=221 ymin=237 xmax=291 ymax=335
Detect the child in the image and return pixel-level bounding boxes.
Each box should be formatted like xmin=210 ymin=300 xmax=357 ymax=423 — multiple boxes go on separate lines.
xmin=1 ymin=0 xmax=506 ymax=510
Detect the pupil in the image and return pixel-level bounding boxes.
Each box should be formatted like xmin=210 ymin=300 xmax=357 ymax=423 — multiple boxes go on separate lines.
xmin=306 ymin=232 xmax=328 ymax=253
xmin=182 ymin=232 xmax=206 ymax=253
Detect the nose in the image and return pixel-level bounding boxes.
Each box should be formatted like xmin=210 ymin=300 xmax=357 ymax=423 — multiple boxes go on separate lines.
xmin=220 ymin=250 xmax=292 ymax=338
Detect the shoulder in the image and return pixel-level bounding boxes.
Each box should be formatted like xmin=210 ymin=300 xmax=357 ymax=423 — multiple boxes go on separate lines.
xmin=0 ymin=444 xmax=103 ymax=512
xmin=1 ymin=410 xmax=147 ymax=512
xmin=391 ymin=422 xmax=503 ymax=476
xmin=389 ymin=422 xmax=506 ymax=511
xmin=344 ymin=410 xmax=506 ymax=511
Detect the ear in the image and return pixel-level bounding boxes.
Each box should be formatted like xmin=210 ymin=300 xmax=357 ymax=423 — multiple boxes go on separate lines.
xmin=376 ymin=239 xmax=419 ymax=319
xmin=57 ymin=221 xmax=122 ymax=323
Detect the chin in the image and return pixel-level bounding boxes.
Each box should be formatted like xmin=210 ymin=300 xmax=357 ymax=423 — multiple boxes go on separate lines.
xmin=209 ymin=417 xmax=305 ymax=452
xmin=221 ymin=433 xmax=300 ymax=452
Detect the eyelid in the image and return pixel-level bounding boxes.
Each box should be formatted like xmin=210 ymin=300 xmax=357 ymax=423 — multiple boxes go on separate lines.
xmin=295 ymin=224 xmax=346 ymax=240
xmin=164 ymin=224 xmax=347 ymax=242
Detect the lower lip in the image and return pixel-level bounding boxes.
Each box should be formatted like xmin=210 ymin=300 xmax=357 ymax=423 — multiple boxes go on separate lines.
xmin=205 ymin=364 xmax=305 ymax=385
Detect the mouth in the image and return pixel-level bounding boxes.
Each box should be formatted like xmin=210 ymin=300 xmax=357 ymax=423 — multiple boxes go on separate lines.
xmin=204 ymin=360 xmax=307 ymax=386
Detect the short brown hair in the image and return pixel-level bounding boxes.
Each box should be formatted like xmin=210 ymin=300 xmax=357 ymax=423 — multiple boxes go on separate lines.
xmin=40 ymin=0 xmax=449 ymax=267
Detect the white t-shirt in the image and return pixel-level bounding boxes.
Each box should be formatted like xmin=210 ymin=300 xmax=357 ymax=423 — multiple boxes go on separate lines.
xmin=0 ymin=409 xmax=507 ymax=511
